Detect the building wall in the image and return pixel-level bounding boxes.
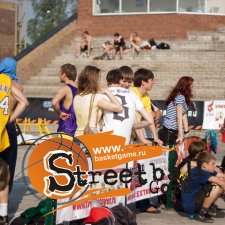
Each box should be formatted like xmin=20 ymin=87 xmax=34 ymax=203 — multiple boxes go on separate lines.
xmin=0 ymin=1 xmax=16 ymax=59
xmin=17 ymin=20 xmax=77 ymax=85
xmin=77 ymin=0 xmax=225 ymax=39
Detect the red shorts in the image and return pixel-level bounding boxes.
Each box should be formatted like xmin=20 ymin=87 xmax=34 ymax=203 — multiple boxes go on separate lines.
xmin=222 ymin=132 xmax=225 ymax=143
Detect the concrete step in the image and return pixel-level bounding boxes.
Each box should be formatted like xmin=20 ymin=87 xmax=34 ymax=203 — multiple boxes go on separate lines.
xmin=23 ymin=32 xmax=225 ymax=100
xmin=217 ymin=27 xmax=225 ymax=33
xmin=70 ymin=44 xmax=225 ymax=53
xmin=24 ymin=86 xmax=59 ymax=98
xmin=25 ymin=81 xmax=225 ymax=93
xmin=188 ymin=31 xmax=225 ymax=42
xmin=36 ymin=67 xmax=225 ymax=78
xmin=29 ymin=71 xmax=225 ymax=80
xmin=48 ymin=59 xmax=225 ymax=67
xmin=24 ymin=80 xmax=225 ymax=99
xmin=57 ymin=52 xmax=225 ymax=62
xmin=35 ymin=71 xmax=225 ymax=81
xmin=70 ymin=37 xmax=225 ymax=51
xmin=39 ymin=64 xmax=225 ymax=72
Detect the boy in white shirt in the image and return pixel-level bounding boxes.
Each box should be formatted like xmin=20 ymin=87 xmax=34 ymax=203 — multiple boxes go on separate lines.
xmin=103 ymin=69 xmax=160 ymax=145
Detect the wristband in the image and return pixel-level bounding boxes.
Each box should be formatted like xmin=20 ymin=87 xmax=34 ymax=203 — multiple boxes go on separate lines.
xmin=184 ymin=130 xmax=189 ymax=134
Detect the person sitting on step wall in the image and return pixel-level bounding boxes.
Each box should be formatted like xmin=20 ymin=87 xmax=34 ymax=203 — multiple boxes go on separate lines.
xmin=76 ymin=31 xmax=93 ymax=58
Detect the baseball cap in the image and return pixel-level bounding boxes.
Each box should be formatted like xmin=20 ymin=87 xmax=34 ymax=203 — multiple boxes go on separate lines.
xmin=82 ymin=207 xmax=115 ymax=225
xmin=0 ymin=57 xmax=18 ymax=82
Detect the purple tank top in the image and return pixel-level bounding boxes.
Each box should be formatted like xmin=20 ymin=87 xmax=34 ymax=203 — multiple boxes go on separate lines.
xmin=57 ymin=84 xmax=77 ymax=135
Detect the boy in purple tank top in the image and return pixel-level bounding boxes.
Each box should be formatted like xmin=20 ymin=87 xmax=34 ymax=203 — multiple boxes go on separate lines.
xmin=52 ymin=64 xmax=77 ymax=135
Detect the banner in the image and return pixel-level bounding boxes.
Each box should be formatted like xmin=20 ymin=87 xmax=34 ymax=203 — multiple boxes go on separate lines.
xmin=56 ymin=164 xmax=126 ymax=224
xmin=202 ymin=100 xmax=225 ymax=129
xmin=56 ymin=149 xmax=170 ymax=223
xmin=153 ymin=100 xmax=204 ymax=128
xmin=19 ymin=99 xmax=204 ymax=128
xmin=126 ymin=150 xmax=169 ymax=204
xmin=20 ymin=98 xmax=57 ymax=120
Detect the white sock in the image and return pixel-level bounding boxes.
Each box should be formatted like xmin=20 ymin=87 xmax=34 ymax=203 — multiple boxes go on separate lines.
xmin=0 ymin=203 xmax=8 ymax=216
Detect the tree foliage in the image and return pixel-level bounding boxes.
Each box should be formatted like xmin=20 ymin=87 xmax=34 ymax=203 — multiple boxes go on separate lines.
xmin=27 ymin=0 xmax=77 ymax=44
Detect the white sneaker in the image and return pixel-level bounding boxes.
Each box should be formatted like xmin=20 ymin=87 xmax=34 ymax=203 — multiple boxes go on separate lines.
xmin=82 ymin=52 xmax=87 ymax=58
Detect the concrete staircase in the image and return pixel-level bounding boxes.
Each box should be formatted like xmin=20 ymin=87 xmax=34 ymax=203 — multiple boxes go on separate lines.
xmin=188 ymin=26 xmax=225 ymax=42
xmin=23 ymin=31 xmax=225 ymax=101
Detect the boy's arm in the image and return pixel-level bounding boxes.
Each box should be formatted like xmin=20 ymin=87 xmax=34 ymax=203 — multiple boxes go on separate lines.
xmin=176 ymin=104 xmax=184 ymax=143
xmin=10 ymin=81 xmax=29 ymax=122
xmin=52 ymin=87 xmax=67 ymax=115
xmin=208 ymin=176 xmax=225 ymax=191
xmin=133 ymin=113 xmax=152 ymax=145
xmin=216 ymin=172 xmax=225 ymax=180
xmin=182 ymin=114 xmax=189 ymax=136
xmin=87 ymin=36 xmax=92 ymax=56
xmin=133 ymin=120 xmax=149 ymax=129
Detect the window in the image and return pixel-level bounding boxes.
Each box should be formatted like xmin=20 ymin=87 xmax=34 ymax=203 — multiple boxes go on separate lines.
xmin=94 ymin=0 xmax=119 ymax=14
xmin=150 ymin=0 xmax=176 ymax=12
xmin=122 ymin=0 xmax=147 ymax=13
xmin=93 ymin=0 xmax=225 ymax=15
xmin=206 ymin=0 xmax=225 ymax=14
xmin=178 ymin=0 xmax=204 ymax=13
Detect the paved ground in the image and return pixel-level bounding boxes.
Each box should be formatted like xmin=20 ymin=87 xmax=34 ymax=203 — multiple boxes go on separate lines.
xmin=8 ymin=130 xmax=225 ymax=224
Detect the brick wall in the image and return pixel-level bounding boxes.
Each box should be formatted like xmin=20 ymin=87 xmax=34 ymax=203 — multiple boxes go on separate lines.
xmin=17 ymin=20 xmax=77 ymax=85
xmin=0 ymin=2 xmax=16 ymax=59
xmin=77 ymin=0 xmax=225 ymax=39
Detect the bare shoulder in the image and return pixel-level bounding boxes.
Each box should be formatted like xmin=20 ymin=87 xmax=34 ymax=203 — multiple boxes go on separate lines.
xmin=191 ymin=161 xmax=197 ymax=168
xmin=54 ymin=85 xmax=68 ymax=97
xmin=12 ymin=81 xmax=23 ymax=92
xmin=87 ymin=35 xmax=92 ymax=42
xmin=64 ymin=83 xmax=77 ymax=96
xmin=10 ymin=81 xmax=27 ymax=111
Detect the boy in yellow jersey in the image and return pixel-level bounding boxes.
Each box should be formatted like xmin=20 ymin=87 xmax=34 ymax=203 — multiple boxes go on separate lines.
xmin=0 ymin=57 xmax=28 ymax=225
xmin=0 ymin=74 xmax=11 ymax=152
xmin=130 ymin=68 xmax=162 ymax=146
xmin=129 ymin=68 xmax=162 ymax=214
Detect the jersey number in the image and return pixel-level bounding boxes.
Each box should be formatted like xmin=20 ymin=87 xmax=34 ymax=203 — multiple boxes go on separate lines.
xmin=0 ymin=96 xmax=9 ymax=115
xmin=113 ymin=94 xmax=129 ymax=121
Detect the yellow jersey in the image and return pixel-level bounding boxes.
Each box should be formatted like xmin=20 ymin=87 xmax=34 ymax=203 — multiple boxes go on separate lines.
xmin=130 ymin=87 xmax=152 ymax=113
xmin=0 ymin=74 xmax=11 ymax=152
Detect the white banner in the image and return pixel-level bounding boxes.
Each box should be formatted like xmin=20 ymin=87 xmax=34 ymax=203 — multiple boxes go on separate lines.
xmin=126 ymin=150 xmax=169 ymax=204
xmin=202 ymin=100 xmax=225 ymax=129
xmin=56 ymin=151 xmax=170 ymax=224
xmin=56 ymin=165 xmax=126 ymax=224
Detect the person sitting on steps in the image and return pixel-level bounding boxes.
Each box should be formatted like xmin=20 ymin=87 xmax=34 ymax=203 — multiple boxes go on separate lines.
xmin=130 ymin=32 xmax=141 ymax=59
xmin=76 ymin=31 xmax=93 ymax=58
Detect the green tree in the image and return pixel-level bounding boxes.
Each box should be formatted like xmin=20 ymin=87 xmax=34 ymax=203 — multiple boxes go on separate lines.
xmin=28 ymin=0 xmax=77 ymax=44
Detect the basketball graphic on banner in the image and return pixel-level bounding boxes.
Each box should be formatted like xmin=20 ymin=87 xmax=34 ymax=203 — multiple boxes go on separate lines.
xmin=27 ymin=135 xmax=91 ymax=200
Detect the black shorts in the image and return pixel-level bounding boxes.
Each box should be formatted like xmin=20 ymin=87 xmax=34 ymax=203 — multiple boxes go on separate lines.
xmin=81 ymin=45 xmax=88 ymax=52
xmin=115 ymin=45 xmax=126 ymax=52
xmin=158 ymin=126 xmax=178 ymax=146
xmin=0 ymin=122 xmax=17 ymax=193
xmin=194 ymin=183 xmax=213 ymax=213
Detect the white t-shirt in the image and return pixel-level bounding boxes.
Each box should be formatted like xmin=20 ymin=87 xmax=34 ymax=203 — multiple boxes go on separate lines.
xmin=103 ymin=87 xmax=143 ymax=144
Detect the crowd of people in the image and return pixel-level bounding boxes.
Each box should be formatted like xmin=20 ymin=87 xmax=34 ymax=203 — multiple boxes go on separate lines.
xmin=51 ymin=63 xmax=225 ymax=223
xmin=0 ymin=55 xmax=225 ymax=224
xmin=75 ymin=31 xmax=162 ymax=60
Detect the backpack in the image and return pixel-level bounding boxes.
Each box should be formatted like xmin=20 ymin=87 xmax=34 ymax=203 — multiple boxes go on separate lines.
xmin=9 ymin=216 xmax=45 ymax=225
xmin=110 ymin=204 xmax=137 ymax=225
xmin=157 ymin=42 xmax=170 ymax=49
xmin=148 ymin=38 xmax=157 ymax=47
xmin=220 ymin=156 xmax=225 ymax=171
xmin=203 ymin=130 xmax=217 ymax=154
xmin=9 ymin=199 xmax=54 ymax=225
xmin=171 ymin=157 xmax=191 ymax=212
